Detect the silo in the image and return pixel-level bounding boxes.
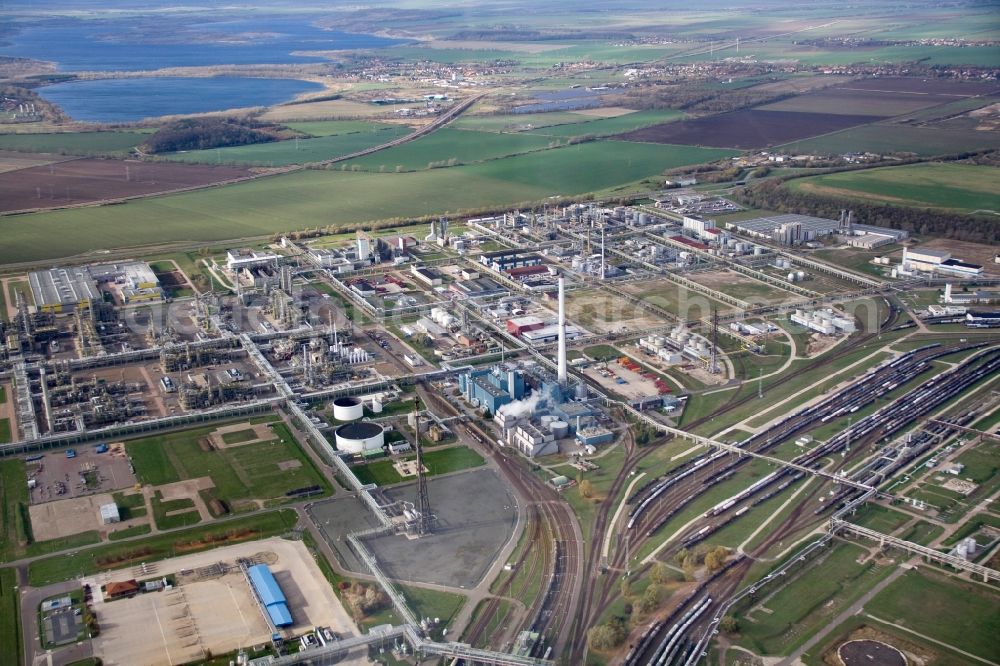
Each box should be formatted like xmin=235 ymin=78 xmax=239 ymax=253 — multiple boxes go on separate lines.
xmin=550 ymin=420 xmax=569 ymax=439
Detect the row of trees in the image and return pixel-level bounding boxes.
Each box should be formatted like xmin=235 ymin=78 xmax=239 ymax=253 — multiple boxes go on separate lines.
xmin=735 ymin=176 xmax=1000 ymax=244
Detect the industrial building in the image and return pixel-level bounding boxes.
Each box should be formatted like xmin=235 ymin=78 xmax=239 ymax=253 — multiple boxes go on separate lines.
xmin=480 ymin=250 xmax=543 ymax=273
xmin=99 ymin=503 xmax=120 ymax=524
xmin=28 ymin=267 xmax=101 ymax=313
xmin=247 ymin=564 xmax=293 ymax=628
xmin=521 ymin=324 xmax=583 ymax=346
xmin=448 ymin=276 xmax=505 ymax=299
xmin=790 ymin=308 xmax=857 ymax=335
xmin=29 ymin=261 xmax=163 ymax=312
xmin=682 ymin=216 xmax=720 ymax=241
xmin=226 ymin=248 xmax=280 ymax=271
xmin=459 ymin=367 xmax=526 ymax=414
xmin=510 ymin=422 xmax=558 ymax=457
xmin=411 ymin=265 xmax=443 ymax=286
xmin=901 ymin=247 xmax=983 ymax=277
xmin=576 ymin=426 xmax=614 ymax=447
xmin=965 ymin=310 xmax=1000 ymax=328
xmin=942 ymin=284 xmax=1000 ymax=305
xmin=726 ymin=213 xmax=907 ymax=246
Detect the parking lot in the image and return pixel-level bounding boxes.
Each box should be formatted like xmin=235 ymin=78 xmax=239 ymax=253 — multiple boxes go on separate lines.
xmin=27 ymin=444 xmax=136 ymax=504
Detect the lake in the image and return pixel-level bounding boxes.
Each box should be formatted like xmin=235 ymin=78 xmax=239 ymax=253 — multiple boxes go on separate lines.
xmin=39 ymin=77 xmax=326 ymax=123
xmin=0 ymin=15 xmax=406 ymax=71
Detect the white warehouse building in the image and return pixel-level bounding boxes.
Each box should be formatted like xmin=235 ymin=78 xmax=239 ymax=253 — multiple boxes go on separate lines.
xmin=790 ymin=309 xmax=856 ymax=335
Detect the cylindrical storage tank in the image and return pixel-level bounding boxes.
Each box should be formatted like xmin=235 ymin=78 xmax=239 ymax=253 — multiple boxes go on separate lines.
xmin=540 ymin=415 xmax=556 ymax=427
xmin=788 ymin=272 xmax=796 ymax=282
xmin=796 ymin=271 xmax=806 ymax=281
xmin=370 ymin=398 xmax=383 ymax=414
xmin=333 ymin=396 xmax=365 ymax=421
xmin=334 ymin=422 xmax=384 ymax=454
xmin=550 ymin=421 xmax=569 ymax=439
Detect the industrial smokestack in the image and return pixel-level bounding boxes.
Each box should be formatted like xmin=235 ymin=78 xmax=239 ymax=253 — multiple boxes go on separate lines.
xmin=557 ymin=277 xmax=568 ymax=385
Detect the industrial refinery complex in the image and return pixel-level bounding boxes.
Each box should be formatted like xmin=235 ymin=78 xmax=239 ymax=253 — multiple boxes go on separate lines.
xmin=1 ymin=194 xmax=997 ymax=666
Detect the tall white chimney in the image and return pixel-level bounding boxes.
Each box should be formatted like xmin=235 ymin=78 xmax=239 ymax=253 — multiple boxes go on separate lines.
xmin=557 ymin=276 xmax=568 ymax=385
xmin=601 ymin=227 xmax=606 ymax=280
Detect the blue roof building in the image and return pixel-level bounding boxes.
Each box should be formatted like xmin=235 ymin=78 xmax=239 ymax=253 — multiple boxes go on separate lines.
xmin=248 ymin=564 xmax=293 ymax=627
xmin=459 ymin=367 xmax=525 ymax=414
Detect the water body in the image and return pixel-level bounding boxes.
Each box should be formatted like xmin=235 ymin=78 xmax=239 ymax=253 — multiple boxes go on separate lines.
xmin=39 ymin=77 xmax=326 ymax=123
xmin=514 ymin=88 xmax=609 ymax=113
xmin=0 ymin=15 xmax=406 ymax=71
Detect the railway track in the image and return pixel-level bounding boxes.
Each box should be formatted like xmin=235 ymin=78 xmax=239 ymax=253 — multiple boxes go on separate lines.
xmin=418 ymin=387 xmax=583 ymax=660
xmin=561 ymin=299 xmax=905 ymax=661
xmin=463 ymin=506 xmax=548 ymax=648
xmin=623 ymin=346 xmax=1000 ymax=665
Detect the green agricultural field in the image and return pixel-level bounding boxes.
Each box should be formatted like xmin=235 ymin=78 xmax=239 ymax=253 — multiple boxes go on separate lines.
xmin=778 ymin=124 xmax=1000 ymax=157
xmin=866 ymin=568 xmax=1000 ymax=662
xmin=790 ymin=163 xmax=1000 ymax=214
xmin=0 ymin=141 xmax=732 ymax=264
xmin=28 ymin=510 xmax=298 ymax=586
xmin=0 ymin=131 xmax=148 ymax=156
xmin=341 ymin=127 xmax=557 ymax=171
xmin=283 ymin=120 xmax=401 ymax=137
xmin=125 ymin=420 xmax=331 ymax=508
xmin=525 ymin=109 xmax=685 ymax=138
xmin=0 ymin=418 xmax=10 ymax=444
xmin=156 ymin=126 xmax=410 ymax=166
xmin=0 ymin=568 xmax=22 ymax=665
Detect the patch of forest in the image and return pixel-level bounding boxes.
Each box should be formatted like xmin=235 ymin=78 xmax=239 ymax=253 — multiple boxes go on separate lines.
xmin=142 ymin=116 xmax=299 ymax=153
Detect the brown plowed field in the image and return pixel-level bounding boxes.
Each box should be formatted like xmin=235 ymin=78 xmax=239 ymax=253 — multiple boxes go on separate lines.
xmin=617 ymin=110 xmax=881 ymax=149
xmin=829 ymin=77 xmax=1000 ymax=96
xmin=0 ymin=159 xmax=253 ymax=213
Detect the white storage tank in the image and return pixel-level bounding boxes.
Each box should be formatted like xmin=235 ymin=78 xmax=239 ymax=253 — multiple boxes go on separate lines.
xmin=370 ymin=398 xmax=383 ymax=414
xmin=796 ymin=271 xmax=806 ymax=281
xmin=788 ymin=272 xmax=796 ymax=282
xmin=550 ymin=420 xmax=569 ymax=439
xmin=334 ymin=422 xmax=385 ymax=454
xmin=332 ymin=396 xmax=365 ymax=421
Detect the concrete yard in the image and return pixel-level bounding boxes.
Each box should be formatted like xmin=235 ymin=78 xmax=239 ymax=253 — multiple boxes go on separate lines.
xmin=30 ymin=493 xmax=117 ymax=541
xmin=28 ymin=445 xmax=136 ymax=505
xmin=89 ymin=538 xmax=358 ymax=666
xmin=310 ymin=495 xmax=387 ymax=573
xmin=363 ymin=468 xmax=517 ymax=589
